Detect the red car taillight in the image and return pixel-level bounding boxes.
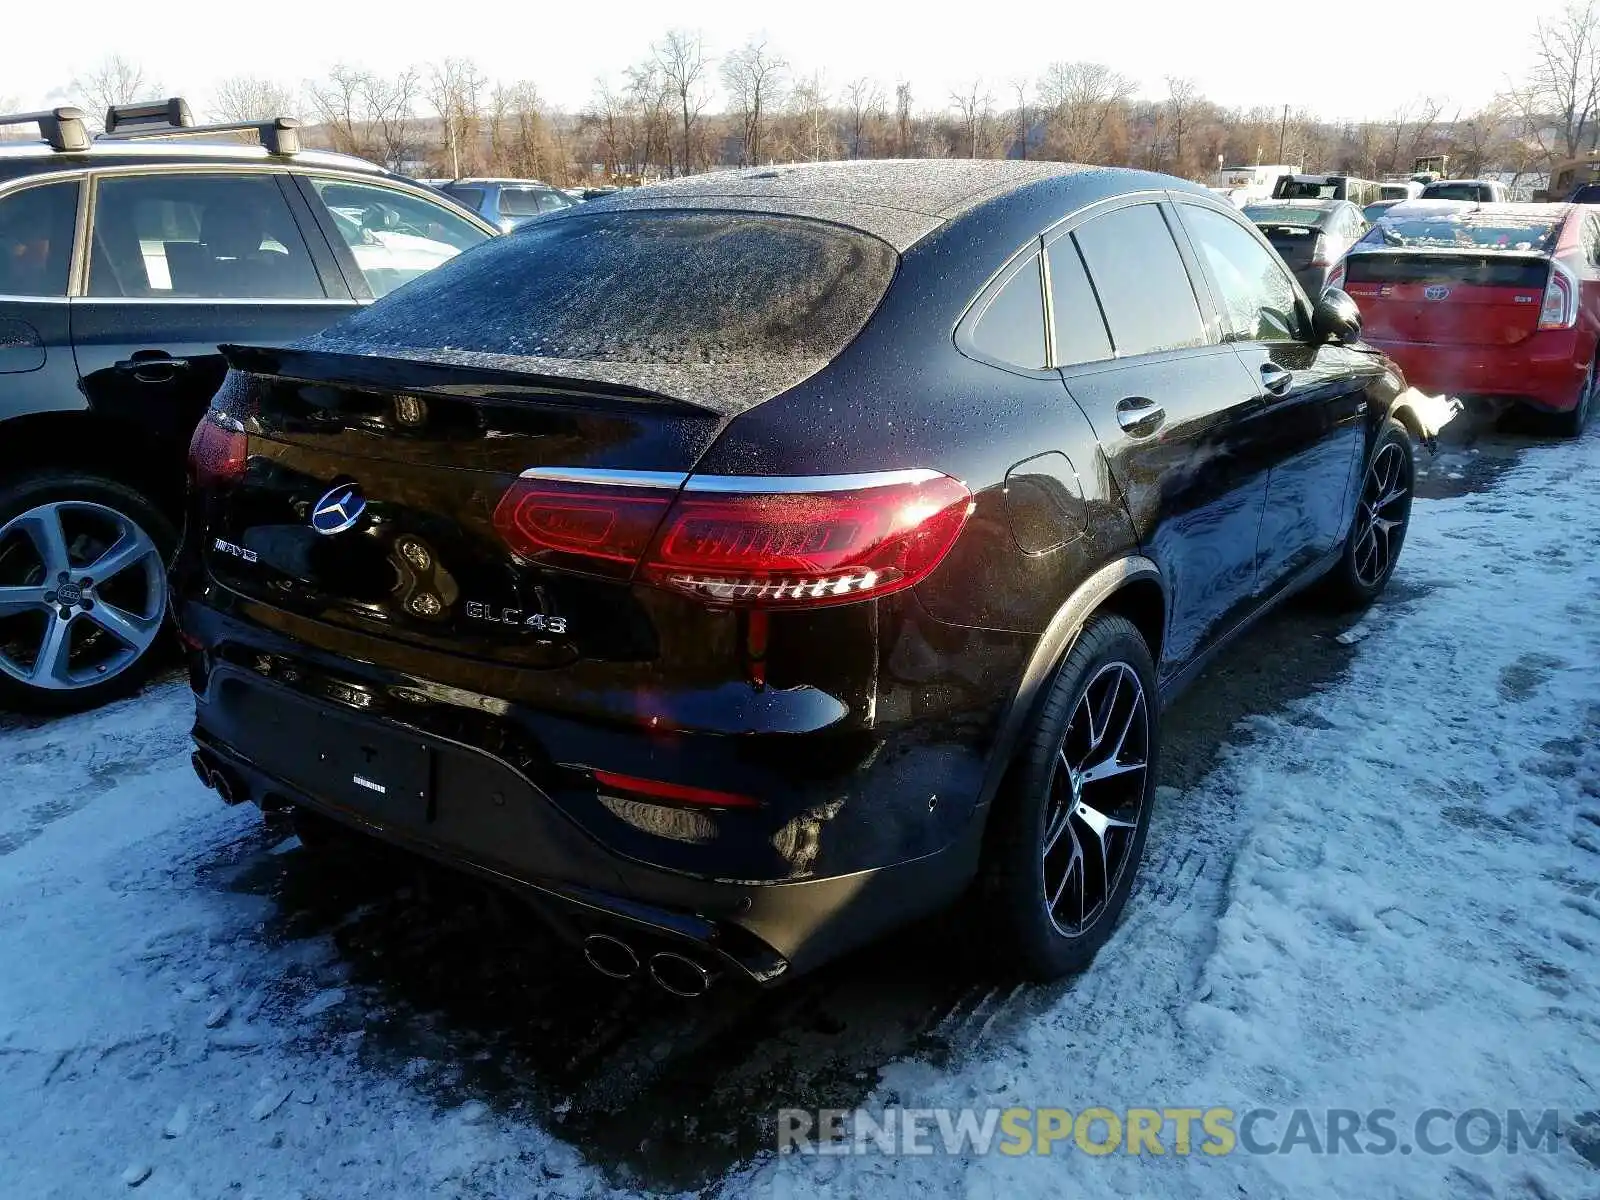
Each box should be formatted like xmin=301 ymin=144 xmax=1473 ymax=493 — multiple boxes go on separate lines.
xmin=187 ymin=412 xmax=246 ymax=487
xmin=1539 ymin=262 xmax=1577 ymax=330
xmin=493 ymin=469 xmax=974 ymax=606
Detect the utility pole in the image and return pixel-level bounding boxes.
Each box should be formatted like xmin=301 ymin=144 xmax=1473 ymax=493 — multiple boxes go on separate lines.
xmin=1277 ymin=103 xmax=1289 ymax=164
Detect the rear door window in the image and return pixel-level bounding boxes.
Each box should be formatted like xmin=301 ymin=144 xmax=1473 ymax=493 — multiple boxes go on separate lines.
xmin=0 ymin=181 xmax=78 ymax=297
xmin=88 ymin=174 xmax=324 ymax=300
xmin=971 ymin=251 xmax=1047 ymax=369
xmin=305 ymin=177 xmax=490 ymax=298
xmin=1073 ymin=203 xmax=1206 ymax=356
xmin=1044 ymin=237 xmax=1113 ymax=365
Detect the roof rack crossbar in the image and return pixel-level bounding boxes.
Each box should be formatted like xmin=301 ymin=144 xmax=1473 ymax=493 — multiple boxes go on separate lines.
xmin=97 ymin=116 xmax=301 ymax=155
xmin=103 ymin=97 xmax=194 ymax=135
xmin=0 ymin=107 xmax=90 ymax=153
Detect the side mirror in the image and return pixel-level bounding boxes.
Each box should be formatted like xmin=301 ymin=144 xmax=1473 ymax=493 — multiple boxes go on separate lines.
xmin=1313 ymin=288 xmax=1363 ymax=344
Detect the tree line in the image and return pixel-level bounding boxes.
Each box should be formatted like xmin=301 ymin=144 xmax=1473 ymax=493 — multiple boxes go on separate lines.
xmin=42 ymin=3 xmax=1600 ymax=187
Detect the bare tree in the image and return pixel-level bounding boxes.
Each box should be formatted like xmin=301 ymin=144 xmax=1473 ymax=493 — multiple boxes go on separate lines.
xmin=841 ymin=77 xmax=884 ymax=158
xmin=429 ymin=58 xmax=487 ymax=178
xmin=784 ymin=71 xmax=835 ymax=161
xmin=211 ymin=77 xmax=301 ymax=123
xmin=1506 ymin=0 xmax=1600 ymax=166
xmin=1038 ymin=61 xmax=1136 ymax=162
xmin=1009 ymin=76 xmax=1032 ymax=160
xmin=72 ymin=56 xmax=161 ymax=128
xmin=950 ymin=79 xmax=995 ymax=159
xmin=367 ymin=69 xmax=421 ymax=171
xmin=654 ymin=30 xmax=710 ymax=175
xmin=307 ymin=65 xmax=376 ymax=158
xmin=721 ymin=39 xmax=787 ymax=166
xmin=1164 ymin=76 xmax=1198 ymax=176
xmin=625 ymin=60 xmax=676 ymax=177
xmin=894 ymin=81 xmax=914 ymax=157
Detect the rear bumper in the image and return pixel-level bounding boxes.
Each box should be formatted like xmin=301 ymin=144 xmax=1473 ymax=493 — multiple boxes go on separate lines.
xmin=180 ymin=600 xmax=1000 ymax=983
xmin=1365 ymin=330 xmax=1589 ymax=412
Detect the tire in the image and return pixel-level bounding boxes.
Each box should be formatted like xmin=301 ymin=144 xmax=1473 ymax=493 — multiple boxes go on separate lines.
xmin=1546 ymin=354 xmax=1596 ymax=439
xmin=977 ymin=613 xmax=1159 ymax=981
xmin=0 ymin=471 xmax=176 ymax=714
xmin=1319 ymin=419 xmax=1415 ymax=609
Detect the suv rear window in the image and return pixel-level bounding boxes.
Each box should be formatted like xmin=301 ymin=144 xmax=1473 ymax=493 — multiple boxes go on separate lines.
xmin=1421 ymin=183 xmax=1492 ymax=201
xmin=317 ymin=210 xmax=897 ymax=373
xmin=0 ymin=181 xmax=78 ymax=297
xmin=499 ymin=187 xmax=569 ymax=217
xmin=1359 ymin=213 xmax=1561 ymax=253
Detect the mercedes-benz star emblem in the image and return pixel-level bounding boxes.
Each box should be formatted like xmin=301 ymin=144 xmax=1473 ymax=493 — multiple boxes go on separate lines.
xmin=310 ymin=484 xmax=368 ymax=535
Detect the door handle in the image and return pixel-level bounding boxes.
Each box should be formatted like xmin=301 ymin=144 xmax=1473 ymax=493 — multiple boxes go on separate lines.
xmin=1260 ymin=363 xmax=1293 ymax=396
xmin=114 ymin=351 xmax=191 ymax=384
xmin=1115 ymin=395 xmax=1165 ymax=435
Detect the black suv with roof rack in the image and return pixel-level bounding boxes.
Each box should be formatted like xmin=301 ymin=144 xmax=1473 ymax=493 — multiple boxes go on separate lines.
xmin=0 ymin=99 xmax=496 ymax=711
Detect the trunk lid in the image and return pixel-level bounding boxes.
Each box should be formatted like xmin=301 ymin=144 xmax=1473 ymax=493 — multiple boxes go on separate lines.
xmin=201 ymin=346 xmax=726 ymax=670
xmin=1343 ymin=251 xmax=1551 ymax=346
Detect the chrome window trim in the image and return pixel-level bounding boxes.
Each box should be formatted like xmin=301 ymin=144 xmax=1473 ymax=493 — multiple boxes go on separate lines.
xmin=515 ymin=466 xmax=946 ymax=493
xmin=516 ymin=467 xmax=690 ymax=489
xmin=684 ymin=468 xmax=945 ymax=493
xmin=0 ymin=294 xmax=70 ymax=304
xmin=69 ymin=295 xmax=357 ymax=307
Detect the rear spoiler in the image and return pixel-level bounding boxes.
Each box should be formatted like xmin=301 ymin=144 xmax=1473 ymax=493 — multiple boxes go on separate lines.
xmin=219 ymin=345 xmax=722 ymax=415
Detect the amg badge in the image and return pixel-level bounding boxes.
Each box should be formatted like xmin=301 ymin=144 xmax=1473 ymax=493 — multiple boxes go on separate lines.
xmin=464 ymin=602 xmax=567 ymax=634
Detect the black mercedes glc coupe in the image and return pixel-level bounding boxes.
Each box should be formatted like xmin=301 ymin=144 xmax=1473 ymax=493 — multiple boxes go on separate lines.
xmin=175 ymin=161 xmax=1427 ymax=994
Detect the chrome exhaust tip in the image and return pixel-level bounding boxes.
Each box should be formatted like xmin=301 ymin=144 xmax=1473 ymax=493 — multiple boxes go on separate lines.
xmin=211 ymin=768 xmax=240 ymax=806
xmin=583 ymin=934 xmax=640 ymax=980
xmin=649 ymin=951 xmax=714 ymax=998
xmin=190 ymin=750 xmax=215 ymax=790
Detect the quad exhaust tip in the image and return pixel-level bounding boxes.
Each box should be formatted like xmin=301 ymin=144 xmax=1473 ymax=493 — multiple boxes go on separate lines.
xmin=583 ymin=934 xmax=640 ymax=980
xmin=190 ymin=750 xmax=242 ymax=805
xmin=648 ymin=951 xmax=714 ymax=998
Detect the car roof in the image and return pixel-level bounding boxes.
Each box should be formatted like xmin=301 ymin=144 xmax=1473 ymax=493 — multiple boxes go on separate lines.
xmin=567 ymin=160 xmax=1198 ymax=251
xmin=0 ymin=137 xmax=386 ymax=176
xmin=447 ymin=177 xmax=554 ymax=186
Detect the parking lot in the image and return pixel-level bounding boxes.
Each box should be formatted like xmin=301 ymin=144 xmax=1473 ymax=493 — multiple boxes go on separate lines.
xmin=1 ymin=406 xmax=1595 ymax=1199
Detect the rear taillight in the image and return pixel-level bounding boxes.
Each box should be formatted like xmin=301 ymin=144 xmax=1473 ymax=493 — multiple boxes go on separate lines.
xmin=1311 ymin=235 xmax=1334 ymax=267
xmin=1326 ymin=261 xmax=1347 ymax=292
xmin=187 ymin=412 xmax=246 ymax=487
xmin=1539 ymin=263 xmax=1577 ymax=329
xmin=493 ymin=469 xmax=974 ymax=606
xmin=492 ymin=479 xmax=674 ymax=580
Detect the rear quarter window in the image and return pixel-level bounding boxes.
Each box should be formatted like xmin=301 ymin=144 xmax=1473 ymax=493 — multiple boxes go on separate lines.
xmin=971 ymin=252 xmax=1047 ymax=369
xmin=0 ymin=181 xmax=78 ymax=297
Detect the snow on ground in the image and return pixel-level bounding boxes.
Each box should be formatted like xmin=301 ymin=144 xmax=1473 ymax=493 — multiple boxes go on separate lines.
xmin=735 ymin=433 xmax=1600 ymax=1197
xmin=0 ymin=428 xmax=1596 ymax=1199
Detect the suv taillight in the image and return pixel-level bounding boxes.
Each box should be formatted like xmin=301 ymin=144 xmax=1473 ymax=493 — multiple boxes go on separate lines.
xmin=1311 ymin=234 xmax=1334 ymax=267
xmin=1539 ymin=263 xmax=1577 ymax=330
xmin=493 ymin=469 xmax=974 ymax=607
xmin=187 ymin=412 xmax=246 ymax=487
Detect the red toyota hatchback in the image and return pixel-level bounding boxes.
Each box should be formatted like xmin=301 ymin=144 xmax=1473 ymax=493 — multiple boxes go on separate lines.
xmin=1332 ymin=201 xmax=1597 ymax=435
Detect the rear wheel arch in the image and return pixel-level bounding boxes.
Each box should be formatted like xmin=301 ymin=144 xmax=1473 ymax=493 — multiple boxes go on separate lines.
xmin=975 ymin=555 xmax=1165 ymax=812
xmin=0 ymin=411 xmax=181 ymax=517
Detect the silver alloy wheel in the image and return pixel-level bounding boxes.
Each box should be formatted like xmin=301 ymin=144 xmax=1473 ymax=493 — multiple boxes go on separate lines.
xmin=0 ymin=501 xmax=166 ymax=690
xmin=1352 ymin=442 xmax=1411 ymax=588
xmin=1041 ymin=660 xmax=1150 ymax=938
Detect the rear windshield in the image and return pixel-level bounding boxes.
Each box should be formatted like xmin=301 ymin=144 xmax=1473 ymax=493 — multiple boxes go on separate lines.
xmin=499 ymin=187 xmax=569 ymax=217
xmin=1422 ymin=183 xmax=1491 ymax=201
xmin=1274 ymin=179 xmax=1341 ymax=199
xmin=1358 ymin=213 xmax=1560 ymax=253
xmin=442 ymin=185 xmax=485 ymax=210
xmin=1244 ymin=205 xmax=1327 ymax=227
xmin=310 ymin=210 xmax=899 ymax=404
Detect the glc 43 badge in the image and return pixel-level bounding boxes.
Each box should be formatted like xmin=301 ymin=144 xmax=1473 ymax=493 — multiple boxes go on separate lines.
xmin=464 ymin=602 xmax=567 ymax=633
